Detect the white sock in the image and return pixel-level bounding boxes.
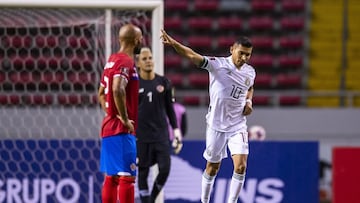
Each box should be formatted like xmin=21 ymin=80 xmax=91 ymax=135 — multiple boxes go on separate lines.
xmin=227 ymin=172 xmax=245 ymax=203
xmin=201 ymin=171 xmax=216 ymax=203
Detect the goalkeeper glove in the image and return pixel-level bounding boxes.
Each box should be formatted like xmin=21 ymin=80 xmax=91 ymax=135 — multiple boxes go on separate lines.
xmin=172 ymin=128 xmax=183 ymax=154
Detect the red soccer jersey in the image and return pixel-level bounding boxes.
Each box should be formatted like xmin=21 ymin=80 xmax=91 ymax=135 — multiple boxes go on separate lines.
xmin=100 ymin=53 xmax=139 ymax=138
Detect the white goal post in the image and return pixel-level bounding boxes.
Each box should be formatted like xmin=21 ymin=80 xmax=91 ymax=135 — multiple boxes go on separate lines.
xmin=0 ymin=0 xmax=165 ymax=75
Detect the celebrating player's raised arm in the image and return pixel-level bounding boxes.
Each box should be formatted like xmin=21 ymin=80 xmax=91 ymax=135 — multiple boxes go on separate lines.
xmin=161 ymin=29 xmax=205 ymax=67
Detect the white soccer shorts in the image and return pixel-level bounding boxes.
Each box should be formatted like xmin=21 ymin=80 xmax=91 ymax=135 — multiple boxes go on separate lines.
xmin=203 ymin=126 xmax=249 ymax=163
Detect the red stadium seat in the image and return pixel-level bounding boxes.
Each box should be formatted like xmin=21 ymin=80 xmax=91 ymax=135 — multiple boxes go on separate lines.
xmin=54 ymin=71 xmax=65 ymax=83
xmin=165 ymin=16 xmax=183 ymax=30
xmin=57 ymin=94 xmax=81 ymax=105
xmin=13 ymin=57 xmax=24 ymax=71
xmin=187 ymin=36 xmax=213 ymax=49
xmin=254 ymin=74 xmax=273 ymax=88
xmin=68 ymin=36 xmax=78 ymax=48
xmin=194 ymin=0 xmax=219 ymax=11
xmin=0 ymin=71 xmax=5 ymax=83
xmin=165 ymin=54 xmax=182 ymax=69
xmin=32 ymin=94 xmax=53 ymax=105
xmin=9 ymin=71 xmax=20 ymax=83
xmin=275 ymin=74 xmax=302 ymax=88
xmin=251 ymin=0 xmax=275 ymax=11
xmin=281 ymin=0 xmax=305 ymax=12
xmin=11 ymin=36 xmax=23 ymax=48
xmin=79 ymin=37 xmax=90 ymax=49
xmin=217 ymin=17 xmax=242 ymax=30
xmin=35 ymin=36 xmax=46 ymax=48
xmin=82 ymin=59 xmax=93 ymax=71
xmin=9 ymin=95 xmax=20 ymax=105
xmin=279 ymin=36 xmax=304 ymax=49
xmin=248 ymin=16 xmax=274 ymax=30
xmin=249 ymin=54 xmax=273 ymax=68
xmin=0 ymin=95 xmax=7 ymax=105
xmin=182 ymin=95 xmax=201 ymax=106
xmin=165 ymin=0 xmax=188 ymax=10
xmin=280 ymin=17 xmax=305 ymax=30
xmin=278 ymin=55 xmax=303 ymax=68
xmin=71 ymin=58 xmax=82 ymax=71
xmin=217 ymin=36 xmax=236 ymax=48
xmin=91 ymin=94 xmax=98 ymax=104
xmin=24 ymin=57 xmax=36 ymax=71
xmin=188 ymin=72 xmax=209 ymax=88
xmin=279 ymin=95 xmax=302 ymax=106
xmin=48 ymin=58 xmax=59 ymax=70
xmin=187 ymin=17 xmax=213 ymax=30
xmin=46 ymin=36 xmax=58 ymax=48
xmin=77 ymin=72 xmax=94 ymax=84
xmin=23 ymin=36 xmax=33 ymax=48
xmin=251 ymin=36 xmax=274 ymax=49
xmin=253 ymin=95 xmax=272 ymax=106
xmin=41 ymin=71 xmax=54 ymax=84
xmin=19 ymin=71 xmax=32 ymax=84
xmin=37 ymin=57 xmax=47 ymax=70
xmin=166 ymin=73 xmax=183 ymax=88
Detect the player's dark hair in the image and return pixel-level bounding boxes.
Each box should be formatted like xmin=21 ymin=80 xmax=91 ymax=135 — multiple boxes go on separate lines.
xmin=235 ymin=36 xmax=252 ymax=48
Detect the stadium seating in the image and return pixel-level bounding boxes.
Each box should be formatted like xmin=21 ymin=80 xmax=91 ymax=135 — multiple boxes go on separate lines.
xmin=279 ymin=95 xmax=302 ymax=106
xmin=251 ymin=36 xmax=274 ymax=49
xmin=275 ymin=74 xmax=302 ymax=89
xmin=164 ymin=54 xmax=182 ymax=69
xmin=194 ymin=0 xmax=219 ymax=11
xmin=164 ymin=16 xmax=183 ymax=30
xmin=278 ymin=55 xmax=303 ymax=69
xmin=166 ymin=73 xmax=184 ymax=89
xmin=279 ymin=36 xmax=304 ymax=49
xmin=217 ymin=36 xmax=237 ymax=48
xmin=217 ymin=17 xmax=242 ymax=30
xmin=253 ymin=95 xmax=272 ymax=106
xmin=280 ymin=17 xmax=305 ymax=30
xmin=307 ymin=0 xmax=344 ymax=107
xmin=188 ymin=72 xmax=209 ymax=89
xmin=248 ymin=16 xmax=274 ymax=30
xmin=187 ymin=17 xmax=213 ymax=30
xmin=281 ymin=0 xmax=305 ymax=12
xmin=165 ymin=0 xmax=189 ymax=11
xmin=254 ymin=74 xmax=273 ymax=89
xmin=251 ymin=0 xmax=276 ymax=12
xmin=187 ymin=36 xmax=213 ymax=49
xmin=0 ymin=95 xmax=7 ymax=105
xmin=249 ymin=54 xmax=274 ymax=68
xmin=0 ymin=95 xmax=21 ymax=105
xmin=182 ymin=95 xmax=201 ymax=106
xmin=0 ymin=71 xmax=5 ymax=83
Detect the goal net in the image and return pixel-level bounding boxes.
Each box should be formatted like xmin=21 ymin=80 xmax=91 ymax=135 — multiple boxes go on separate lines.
xmin=0 ymin=1 xmax=163 ymax=202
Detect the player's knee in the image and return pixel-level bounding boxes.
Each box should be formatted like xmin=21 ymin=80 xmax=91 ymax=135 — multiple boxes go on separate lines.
xmin=206 ymin=162 xmax=221 ymax=176
xmin=158 ymin=162 xmax=171 ymax=176
xmin=234 ymin=163 xmax=247 ymax=174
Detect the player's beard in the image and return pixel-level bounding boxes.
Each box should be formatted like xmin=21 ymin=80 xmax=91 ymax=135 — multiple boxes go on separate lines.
xmin=133 ymin=45 xmax=142 ymax=55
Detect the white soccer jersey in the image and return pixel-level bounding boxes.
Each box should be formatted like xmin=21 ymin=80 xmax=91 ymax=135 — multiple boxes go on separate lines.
xmin=200 ymin=56 xmax=256 ymax=132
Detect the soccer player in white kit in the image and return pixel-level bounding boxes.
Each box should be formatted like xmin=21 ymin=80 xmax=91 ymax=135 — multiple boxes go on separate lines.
xmin=161 ymin=29 xmax=255 ymax=203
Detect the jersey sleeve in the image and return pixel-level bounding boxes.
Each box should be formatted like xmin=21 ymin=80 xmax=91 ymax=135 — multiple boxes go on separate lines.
xmin=113 ymin=58 xmax=133 ymax=82
xmin=199 ymin=56 xmax=220 ymax=72
xmin=164 ymin=77 xmax=178 ymax=129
